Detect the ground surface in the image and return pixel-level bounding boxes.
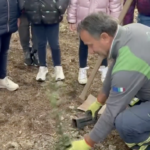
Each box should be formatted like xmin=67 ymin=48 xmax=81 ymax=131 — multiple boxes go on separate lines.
xmin=0 ymin=19 xmax=131 ymax=150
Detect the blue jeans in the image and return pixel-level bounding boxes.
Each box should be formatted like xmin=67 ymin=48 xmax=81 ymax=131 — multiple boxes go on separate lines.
xmin=0 ymin=33 xmax=12 ymax=79
xmin=33 ymin=23 xmax=61 ymax=67
xmin=79 ymin=39 xmax=108 ymax=68
xmin=138 ymin=14 xmax=150 ymax=27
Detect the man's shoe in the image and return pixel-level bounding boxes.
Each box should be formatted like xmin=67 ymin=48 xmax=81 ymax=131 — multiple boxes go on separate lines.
xmin=0 ymin=77 xmax=19 ymax=91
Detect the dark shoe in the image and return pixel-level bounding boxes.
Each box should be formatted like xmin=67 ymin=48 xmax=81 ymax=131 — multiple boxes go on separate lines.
xmin=24 ymin=51 xmax=33 ymax=66
xmin=31 ymin=49 xmax=39 ymax=67
xmin=32 ymin=54 xmax=39 ymax=66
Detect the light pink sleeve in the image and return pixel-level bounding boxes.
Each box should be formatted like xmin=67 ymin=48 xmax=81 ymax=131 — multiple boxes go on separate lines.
xmin=67 ymin=0 xmax=78 ymax=23
xmin=109 ymin=0 xmax=123 ymax=19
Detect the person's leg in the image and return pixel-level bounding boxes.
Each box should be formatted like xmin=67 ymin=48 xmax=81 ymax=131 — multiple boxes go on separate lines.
xmin=18 ymin=14 xmax=32 ymax=65
xmin=33 ymin=24 xmax=47 ymax=67
xmin=31 ymin=24 xmax=39 ymax=66
xmin=33 ymin=24 xmax=48 ymax=81
xmin=46 ymin=23 xmax=65 ymax=81
xmin=46 ymin=23 xmax=61 ymax=66
xmin=101 ymin=58 xmax=108 ymax=67
xmin=115 ymin=101 xmax=150 ymax=150
xmin=18 ymin=14 xmax=30 ymax=52
xmin=0 ymin=33 xmax=11 ymax=79
xmin=31 ymin=24 xmax=38 ymax=51
xmin=79 ymin=39 xmax=88 ymax=68
xmin=78 ymin=39 xmax=88 ymax=84
xmin=0 ymin=33 xmax=19 ymax=91
xmin=138 ymin=14 xmax=150 ymax=27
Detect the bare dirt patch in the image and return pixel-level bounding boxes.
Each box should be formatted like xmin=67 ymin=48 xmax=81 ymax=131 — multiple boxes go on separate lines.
xmin=0 ymin=18 xmax=129 ymax=150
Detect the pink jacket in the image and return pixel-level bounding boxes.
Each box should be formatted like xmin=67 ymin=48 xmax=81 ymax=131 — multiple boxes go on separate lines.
xmin=67 ymin=0 xmax=122 ymax=24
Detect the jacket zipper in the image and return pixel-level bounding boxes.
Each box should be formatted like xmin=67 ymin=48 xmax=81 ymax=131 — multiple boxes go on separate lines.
xmin=6 ymin=0 xmax=10 ymax=32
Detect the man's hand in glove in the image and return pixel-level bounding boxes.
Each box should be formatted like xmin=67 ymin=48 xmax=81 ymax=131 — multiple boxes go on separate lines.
xmin=68 ymin=139 xmax=91 ymax=150
xmin=86 ymin=99 xmax=102 ymax=118
xmin=68 ymin=134 xmax=96 ymax=150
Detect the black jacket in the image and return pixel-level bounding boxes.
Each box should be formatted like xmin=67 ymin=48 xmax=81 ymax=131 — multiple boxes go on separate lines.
xmin=23 ymin=0 xmax=70 ymax=24
xmin=0 ymin=0 xmax=20 ymax=35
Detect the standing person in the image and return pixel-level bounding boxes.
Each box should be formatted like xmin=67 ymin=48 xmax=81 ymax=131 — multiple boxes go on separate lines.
xmin=0 ymin=0 xmax=20 ymax=91
xmin=123 ymin=0 xmax=150 ymax=26
xmin=18 ymin=13 xmax=39 ymax=66
xmin=68 ymin=12 xmax=150 ymax=150
xmin=67 ymin=0 xmax=122 ymax=84
xmin=23 ymin=0 xmax=70 ymax=82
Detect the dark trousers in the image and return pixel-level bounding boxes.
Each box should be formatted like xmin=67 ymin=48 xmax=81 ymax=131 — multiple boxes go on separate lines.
xmin=33 ymin=23 xmax=61 ymax=67
xmin=0 ymin=33 xmax=11 ymax=79
xmin=138 ymin=14 xmax=150 ymax=27
xmin=115 ymin=101 xmax=150 ymax=149
xmin=18 ymin=14 xmax=38 ymax=52
xmin=79 ymin=39 xmax=108 ymax=68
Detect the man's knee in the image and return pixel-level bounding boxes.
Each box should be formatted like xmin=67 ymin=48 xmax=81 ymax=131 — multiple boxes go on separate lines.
xmin=115 ymin=109 xmax=139 ymax=143
xmin=115 ymin=105 xmax=150 ymax=144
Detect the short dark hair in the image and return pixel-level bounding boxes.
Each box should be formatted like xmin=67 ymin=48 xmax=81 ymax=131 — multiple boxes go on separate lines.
xmin=77 ymin=12 xmax=118 ymax=39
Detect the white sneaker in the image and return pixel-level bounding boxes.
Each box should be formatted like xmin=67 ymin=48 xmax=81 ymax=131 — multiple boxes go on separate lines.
xmin=78 ymin=67 xmax=89 ymax=84
xmin=54 ymin=66 xmax=65 ymax=81
xmin=99 ymin=66 xmax=106 ymax=71
xmin=36 ymin=66 xmax=48 ymax=81
xmin=99 ymin=66 xmax=108 ymax=82
xmin=0 ymin=77 xmax=19 ymax=91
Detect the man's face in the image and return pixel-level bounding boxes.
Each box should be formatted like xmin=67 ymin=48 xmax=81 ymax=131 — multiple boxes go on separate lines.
xmin=80 ymin=30 xmax=113 ymax=57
